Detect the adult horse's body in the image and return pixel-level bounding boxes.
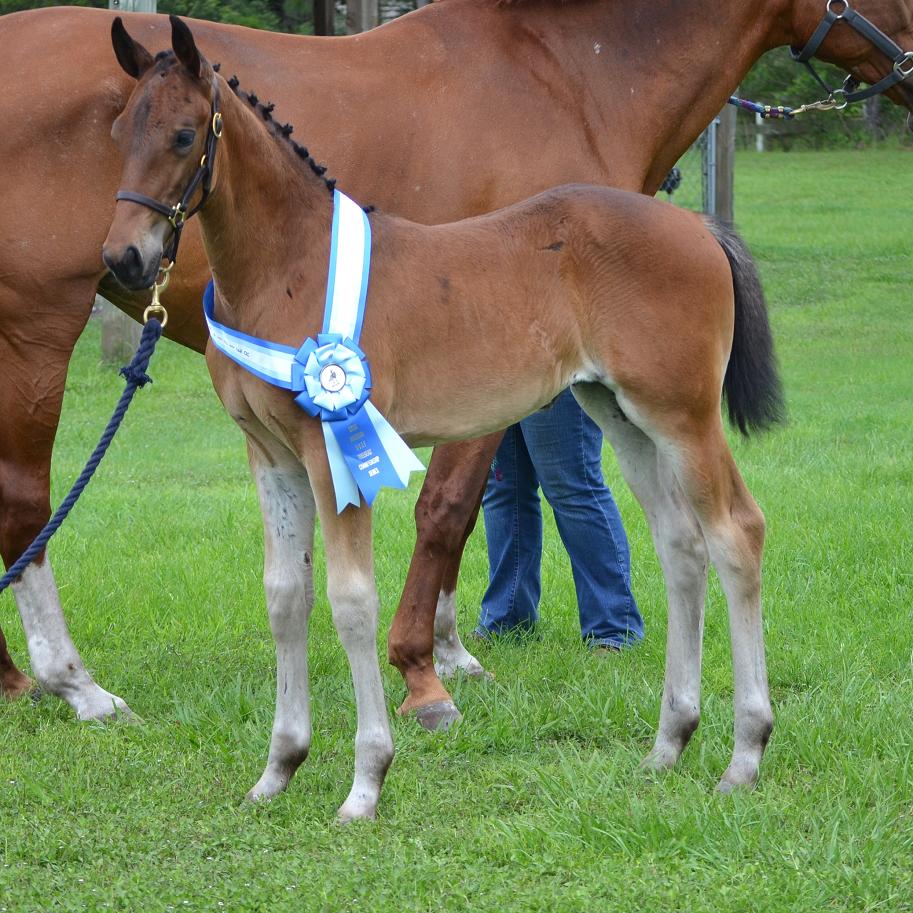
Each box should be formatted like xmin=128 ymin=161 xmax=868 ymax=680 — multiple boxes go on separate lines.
xmin=1 ymin=0 xmax=913 ymax=722
xmin=103 ymin=17 xmax=783 ymax=819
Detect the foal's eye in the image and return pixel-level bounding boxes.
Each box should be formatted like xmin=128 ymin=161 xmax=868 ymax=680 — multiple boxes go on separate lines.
xmin=174 ymin=129 xmax=196 ymax=150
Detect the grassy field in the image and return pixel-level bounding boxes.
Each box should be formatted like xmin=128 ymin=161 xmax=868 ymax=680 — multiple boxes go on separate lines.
xmin=2 ymin=149 xmax=912 ymax=912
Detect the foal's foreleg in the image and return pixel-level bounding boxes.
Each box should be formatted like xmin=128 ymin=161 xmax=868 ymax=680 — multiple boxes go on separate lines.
xmin=388 ymin=436 xmax=499 ymax=727
xmin=311 ymin=465 xmax=393 ymax=821
xmin=246 ymin=444 xmax=316 ymax=801
xmin=572 ymin=384 xmax=708 ymax=768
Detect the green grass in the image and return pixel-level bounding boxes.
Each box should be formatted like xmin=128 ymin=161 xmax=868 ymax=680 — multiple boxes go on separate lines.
xmin=2 ymin=149 xmax=913 ymax=912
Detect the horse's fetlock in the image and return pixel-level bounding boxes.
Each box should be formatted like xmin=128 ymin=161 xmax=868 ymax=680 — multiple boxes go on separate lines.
xmin=665 ymin=694 xmax=700 ymax=745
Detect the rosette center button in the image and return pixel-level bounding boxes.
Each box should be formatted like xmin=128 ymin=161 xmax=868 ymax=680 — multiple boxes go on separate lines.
xmin=319 ymin=364 xmax=347 ymax=393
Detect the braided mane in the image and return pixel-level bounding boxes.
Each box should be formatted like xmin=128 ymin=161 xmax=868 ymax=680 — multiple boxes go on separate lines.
xmin=222 ymin=70 xmax=337 ymax=197
xmin=149 ymin=52 xmax=338 ymax=197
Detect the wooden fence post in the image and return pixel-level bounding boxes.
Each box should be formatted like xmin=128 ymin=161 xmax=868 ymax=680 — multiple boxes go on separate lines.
xmin=99 ymin=0 xmax=157 ymax=363
xmin=346 ymin=0 xmax=378 ymax=34
xmin=314 ymin=0 xmax=335 ymax=35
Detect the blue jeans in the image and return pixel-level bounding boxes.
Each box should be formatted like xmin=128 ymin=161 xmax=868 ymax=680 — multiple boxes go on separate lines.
xmin=476 ymin=389 xmax=643 ymax=648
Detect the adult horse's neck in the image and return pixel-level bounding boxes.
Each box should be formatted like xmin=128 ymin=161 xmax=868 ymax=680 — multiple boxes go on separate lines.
xmin=201 ymin=81 xmax=335 ymax=338
xmin=459 ymin=0 xmax=792 ymax=193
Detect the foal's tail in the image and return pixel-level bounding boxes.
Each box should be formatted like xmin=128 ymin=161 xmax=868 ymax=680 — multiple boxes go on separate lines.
xmin=704 ymin=217 xmax=786 ymax=436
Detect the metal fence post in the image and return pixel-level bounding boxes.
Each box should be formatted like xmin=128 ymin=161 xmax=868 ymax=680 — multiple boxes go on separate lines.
xmin=703 ymin=118 xmax=718 ymax=217
xmin=715 ymin=102 xmax=737 ymax=222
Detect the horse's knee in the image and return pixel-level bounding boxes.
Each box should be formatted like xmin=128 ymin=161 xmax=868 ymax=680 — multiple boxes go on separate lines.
xmin=264 ymin=568 xmax=312 ymax=633
xmin=329 ymin=575 xmax=378 ymax=647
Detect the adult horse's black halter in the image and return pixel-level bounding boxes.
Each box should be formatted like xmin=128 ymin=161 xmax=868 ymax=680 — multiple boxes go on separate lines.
xmin=115 ymin=84 xmax=223 ymax=268
xmin=792 ymin=0 xmax=913 ymax=107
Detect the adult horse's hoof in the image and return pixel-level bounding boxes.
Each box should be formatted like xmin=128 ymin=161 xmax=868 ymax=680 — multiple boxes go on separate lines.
xmin=0 ymin=670 xmax=37 ymax=702
xmin=413 ymin=700 xmax=462 ymax=732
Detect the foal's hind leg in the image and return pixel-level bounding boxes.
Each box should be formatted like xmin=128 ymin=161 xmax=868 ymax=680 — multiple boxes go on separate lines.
xmin=0 ymin=278 xmax=133 ymax=719
xmin=246 ymin=443 xmax=317 ymax=801
xmin=572 ymin=384 xmax=709 ymax=768
xmin=670 ymin=435 xmax=772 ymax=791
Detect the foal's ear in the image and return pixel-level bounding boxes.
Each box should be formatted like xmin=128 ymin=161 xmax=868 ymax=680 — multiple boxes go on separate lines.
xmin=111 ymin=17 xmax=154 ymax=79
xmin=170 ymin=15 xmax=204 ymax=79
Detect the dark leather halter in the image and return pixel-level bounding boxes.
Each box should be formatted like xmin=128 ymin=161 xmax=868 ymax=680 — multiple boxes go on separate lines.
xmin=115 ymin=84 xmax=223 ymax=267
xmin=791 ymin=0 xmax=913 ymax=107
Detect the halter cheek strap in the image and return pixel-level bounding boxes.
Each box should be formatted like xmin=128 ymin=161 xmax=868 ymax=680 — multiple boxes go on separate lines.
xmin=791 ymin=0 xmax=913 ymax=105
xmin=115 ymin=84 xmax=223 ymax=266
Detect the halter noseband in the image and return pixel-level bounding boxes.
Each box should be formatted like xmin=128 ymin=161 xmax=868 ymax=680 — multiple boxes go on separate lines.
xmin=115 ymin=83 xmax=223 ymax=267
xmin=791 ymin=0 xmax=913 ymax=107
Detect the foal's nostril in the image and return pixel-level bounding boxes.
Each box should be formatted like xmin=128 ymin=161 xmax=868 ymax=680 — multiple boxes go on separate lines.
xmin=124 ymin=245 xmax=142 ymax=276
xmin=103 ymin=244 xmax=149 ymax=289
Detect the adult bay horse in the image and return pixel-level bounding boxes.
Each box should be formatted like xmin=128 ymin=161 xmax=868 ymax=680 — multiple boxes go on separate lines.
xmin=104 ymin=16 xmax=783 ymax=818
xmin=1 ymin=0 xmax=913 ymax=724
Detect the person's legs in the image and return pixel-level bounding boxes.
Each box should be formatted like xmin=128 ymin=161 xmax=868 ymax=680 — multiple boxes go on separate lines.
xmin=523 ymin=390 xmax=643 ymax=648
xmin=475 ymin=424 xmax=542 ymax=636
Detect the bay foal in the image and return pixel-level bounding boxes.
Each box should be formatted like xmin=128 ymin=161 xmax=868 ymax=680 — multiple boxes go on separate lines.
xmin=103 ymin=19 xmax=783 ymax=819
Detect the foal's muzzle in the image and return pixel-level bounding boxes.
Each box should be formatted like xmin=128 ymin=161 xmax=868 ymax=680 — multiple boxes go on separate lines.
xmin=102 ymin=243 xmax=162 ymax=291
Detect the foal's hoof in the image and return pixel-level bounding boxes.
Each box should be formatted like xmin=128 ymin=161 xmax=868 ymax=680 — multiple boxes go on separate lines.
xmin=435 ymin=655 xmax=492 ymax=680
xmin=73 ymin=691 xmax=140 ymax=724
xmin=414 ymin=700 xmax=462 ymax=732
xmin=336 ymin=802 xmax=377 ymax=825
xmin=716 ymin=761 xmax=759 ymax=794
xmin=639 ymin=741 xmax=681 ymax=774
xmin=246 ymin=770 xmax=292 ymax=803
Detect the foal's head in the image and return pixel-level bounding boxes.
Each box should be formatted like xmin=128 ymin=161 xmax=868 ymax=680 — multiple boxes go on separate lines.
xmin=103 ymin=16 xmax=219 ymax=290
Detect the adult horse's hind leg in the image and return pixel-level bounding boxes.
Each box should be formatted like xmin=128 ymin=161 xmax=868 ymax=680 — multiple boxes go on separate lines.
xmin=0 ymin=628 xmax=33 ymax=700
xmin=433 ymin=481 xmax=487 ymax=679
xmin=0 ymin=277 xmax=133 ymax=719
xmin=245 ymin=442 xmax=316 ymax=802
xmin=388 ymin=436 xmax=498 ymax=728
xmin=572 ymin=383 xmax=709 ymax=769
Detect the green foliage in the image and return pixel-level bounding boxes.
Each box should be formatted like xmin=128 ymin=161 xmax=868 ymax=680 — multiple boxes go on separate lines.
xmin=741 ymin=48 xmax=912 ymax=148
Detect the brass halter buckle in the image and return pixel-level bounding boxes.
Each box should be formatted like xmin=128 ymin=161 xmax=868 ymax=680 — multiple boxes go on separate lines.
xmin=143 ymin=261 xmax=173 ymax=328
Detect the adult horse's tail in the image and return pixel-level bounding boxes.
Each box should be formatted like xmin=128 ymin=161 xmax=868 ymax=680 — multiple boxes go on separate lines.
xmin=705 ymin=218 xmax=786 ymax=436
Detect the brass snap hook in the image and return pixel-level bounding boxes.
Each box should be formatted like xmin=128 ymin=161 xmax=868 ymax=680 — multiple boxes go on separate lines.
xmin=143 ymin=261 xmax=173 ymax=328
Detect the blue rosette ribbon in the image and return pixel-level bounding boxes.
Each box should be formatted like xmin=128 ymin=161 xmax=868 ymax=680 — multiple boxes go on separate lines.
xmin=203 ymin=191 xmax=424 ymax=514
xmin=292 ymin=333 xmax=424 ymax=512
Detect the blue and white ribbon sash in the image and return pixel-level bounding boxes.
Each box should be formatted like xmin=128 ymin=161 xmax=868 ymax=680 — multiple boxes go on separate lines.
xmin=204 ymin=189 xmax=423 ymax=512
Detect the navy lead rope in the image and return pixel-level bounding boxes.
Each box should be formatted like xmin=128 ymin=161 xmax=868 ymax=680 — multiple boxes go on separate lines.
xmin=0 ymin=318 xmax=164 ymax=595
